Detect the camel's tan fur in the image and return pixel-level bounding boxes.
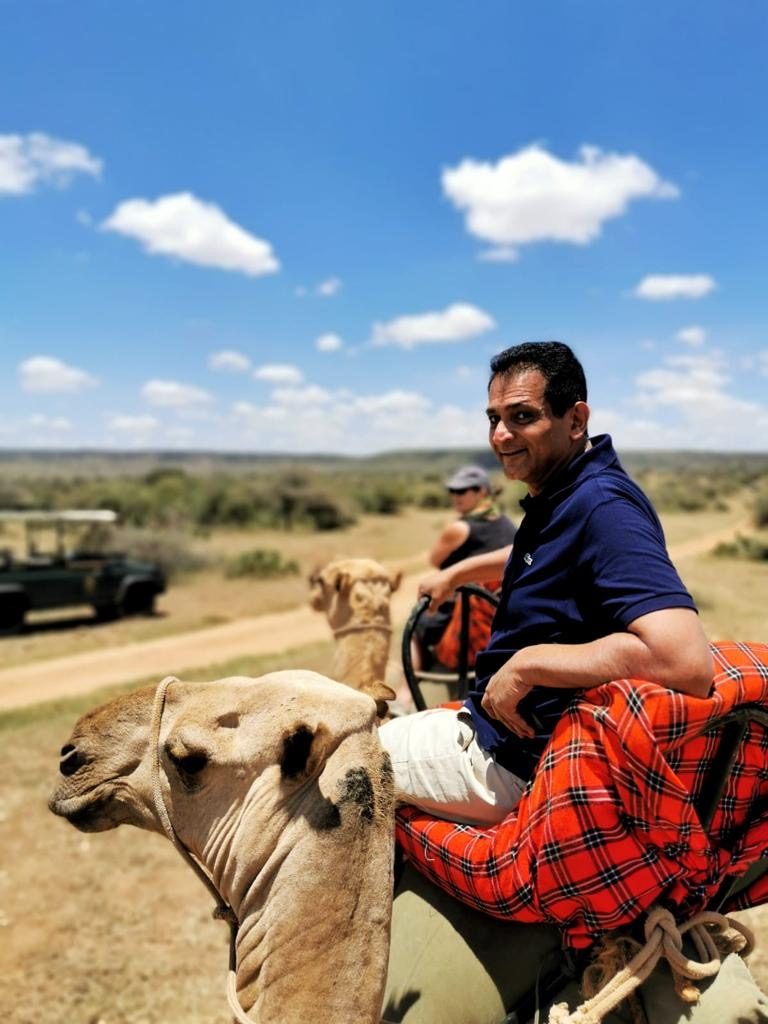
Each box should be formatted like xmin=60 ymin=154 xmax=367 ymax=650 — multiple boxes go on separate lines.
xmin=50 ymin=672 xmax=395 ymax=1024
xmin=309 ymin=558 xmax=402 ymax=717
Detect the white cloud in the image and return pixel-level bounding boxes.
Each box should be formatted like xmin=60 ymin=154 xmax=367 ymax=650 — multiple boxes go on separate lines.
xmin=675 ymin=325 xmax=707 ymax=347
xmin=209 ymin=349 xmax=251 ymax=372
xmin=594 ymin=350 xmax=768 ymax=450
xmin=372 ymin=302 xmax=496 ymax=349
xmin=19 ymin=356 xmax=98 ymax=394
xmin=230 ymin=386 xmax=487 ymax=453
xmin=477 ymin=247 xmax=519 ymax=263
xmin=28 ymin=414 xmax=71 ymax=432
xmin=165 ymin=426 xmax=195 ymax=444
xmin=352 ymin=390 xmax=431 ymax=415
xmin=442 ymin=144 xmax=678 ymax=256
xmin=102 ymin=192 xmax=280 ymax=277
xmin=316 ymin=277 xmax=342 ymax=296
xmin=633 ymin=275 xmax=716 ymax=300
xmin=253 ymin=363 xmax=304 ymax=385
xmin=316 ymin=332 xmax=343 ymax=352
xmin=271 ymin=384 xmax=331 ymax=404
xmin=0 ymin=133 xmax=102 ymax=195
xmin=109 ymin=415 xmax=160 ymax=433
xmin=142 ymin=379 xmax=212 ymax=408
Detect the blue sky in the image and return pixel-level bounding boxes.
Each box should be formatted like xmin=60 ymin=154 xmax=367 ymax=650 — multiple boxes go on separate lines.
xmin=1 ymin=1 xmax=767 ymax=453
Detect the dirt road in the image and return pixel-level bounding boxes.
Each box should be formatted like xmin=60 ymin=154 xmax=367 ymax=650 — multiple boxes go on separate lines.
xmin=0 ymin=518 xmax=750 ymax=713
xmin=0 ymin=570 xmax=425 ymax=711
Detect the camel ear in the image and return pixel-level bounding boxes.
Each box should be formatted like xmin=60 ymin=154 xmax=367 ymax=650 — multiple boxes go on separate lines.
xmin=361 ymin=680 xmax=396 ymax=720
xmin=333 ymin=570 xmax=351 ymax=594
xmin=280 ymin=723 xmax=330 ymax=780
xmin=308 ymin=568 xmax=330 ymax=611
xmin=389 ymin=570 xmax=402 ymax=593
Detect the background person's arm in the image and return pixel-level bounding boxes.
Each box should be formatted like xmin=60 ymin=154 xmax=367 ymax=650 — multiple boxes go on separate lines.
xmin=428 ymin=520 xmax=470 ymax=568
xmin=418 ymin=545 xmax=513 ymax=608
xmin=482 ymin=607 xmax=713 ymax=738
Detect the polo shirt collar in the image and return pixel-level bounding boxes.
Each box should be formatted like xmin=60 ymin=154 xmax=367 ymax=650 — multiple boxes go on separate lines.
xmin=519 ymin=433 xmax=618 ymax=512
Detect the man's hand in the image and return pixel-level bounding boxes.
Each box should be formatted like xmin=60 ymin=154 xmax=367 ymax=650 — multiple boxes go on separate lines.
xmin=481 ymin=656 xmax=535 ymax=739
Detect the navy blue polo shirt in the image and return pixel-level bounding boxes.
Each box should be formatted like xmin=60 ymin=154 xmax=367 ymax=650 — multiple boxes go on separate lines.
xmin=465 ymin=434 xmax=696 ymax=782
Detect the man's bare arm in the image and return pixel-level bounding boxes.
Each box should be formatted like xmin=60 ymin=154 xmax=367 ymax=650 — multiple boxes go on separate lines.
xmin=482 ymin=608 xmax=713 ymax=738
xmin=418 ymin=545 xmax=513 ymax=608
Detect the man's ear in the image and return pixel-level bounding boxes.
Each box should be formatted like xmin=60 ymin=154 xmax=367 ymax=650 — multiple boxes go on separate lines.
xmin=389 ymin=570 xmax=402 ymax=593
xmin=570 ymin=400 xmax=590 ymax=440
xmin=280 ymin=722 xmax=331 ymax=780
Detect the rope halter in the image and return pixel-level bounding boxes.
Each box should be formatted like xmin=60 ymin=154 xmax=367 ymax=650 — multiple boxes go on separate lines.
xmin=150 ymin=675 xmax=254 ymax=1024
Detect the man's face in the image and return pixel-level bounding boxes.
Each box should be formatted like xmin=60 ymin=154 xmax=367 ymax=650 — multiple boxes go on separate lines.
xmin=486 ymin=369 xmax=588 ymax=495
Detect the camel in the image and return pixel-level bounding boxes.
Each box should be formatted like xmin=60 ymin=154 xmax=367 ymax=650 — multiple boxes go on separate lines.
xmin=49 ymin=670 xmax=395 ymax=1024
xmin=309 ymin=558 xmax=402 ymax=717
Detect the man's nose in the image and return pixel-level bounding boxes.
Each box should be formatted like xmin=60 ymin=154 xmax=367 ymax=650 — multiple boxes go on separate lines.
xmin=492 ymin=420 xmax=513 ymax=443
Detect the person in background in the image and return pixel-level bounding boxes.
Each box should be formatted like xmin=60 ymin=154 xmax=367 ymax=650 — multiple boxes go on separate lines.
xmin=410 ymin=465 xmax=517 ymax=673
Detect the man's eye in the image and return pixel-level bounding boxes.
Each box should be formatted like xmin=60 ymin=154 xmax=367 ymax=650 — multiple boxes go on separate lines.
xmin=487 ymin=415 xmax=500 ymax=428
xmin=514 ymin=411 xmax=535 ymax=423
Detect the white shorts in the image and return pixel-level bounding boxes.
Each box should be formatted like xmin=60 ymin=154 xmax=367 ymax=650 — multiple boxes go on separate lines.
xmin=378 ymin=706 xmax=526 ymax=826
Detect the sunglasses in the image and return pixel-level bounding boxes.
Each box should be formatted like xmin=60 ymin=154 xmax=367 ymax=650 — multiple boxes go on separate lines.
xmin=448 ymin=487 xmax=479 ymax=495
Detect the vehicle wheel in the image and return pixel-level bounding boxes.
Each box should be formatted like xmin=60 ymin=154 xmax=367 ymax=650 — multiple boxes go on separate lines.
xmin=93 ymin=603 xmax=119 ymax=622
xmin=0 ymin=599 xmax=25 ymax=635
xmin=122 ymin=584 xmax=156 ymax=616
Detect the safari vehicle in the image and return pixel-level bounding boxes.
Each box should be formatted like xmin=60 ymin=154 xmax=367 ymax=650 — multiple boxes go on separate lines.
xmin=0 ymin=509 xmax=166 ymax=632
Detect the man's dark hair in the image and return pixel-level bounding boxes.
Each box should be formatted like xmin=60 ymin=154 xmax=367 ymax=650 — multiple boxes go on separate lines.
xmin=489 ymin=341 xmax=587 ymax=417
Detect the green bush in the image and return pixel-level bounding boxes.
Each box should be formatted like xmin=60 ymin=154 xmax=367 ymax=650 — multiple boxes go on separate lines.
xmin=113 ymin=528 xmax=211 ymax=580
xmin=712 ymin=534 xmax=768 ymax=562
xmin=225 ymin=548 xmax=299 ymax=579
xmin=356 ymin=484 xmax=404 ymax=515
xmin=300 ymin=492 xmax=356 ymax=531
xmin=418 ymin=487 xmax=447 ymax=509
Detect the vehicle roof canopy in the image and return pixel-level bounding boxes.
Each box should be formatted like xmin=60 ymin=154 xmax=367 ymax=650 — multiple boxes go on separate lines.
xmin=0 ymin=510 xmax=118 ymax=526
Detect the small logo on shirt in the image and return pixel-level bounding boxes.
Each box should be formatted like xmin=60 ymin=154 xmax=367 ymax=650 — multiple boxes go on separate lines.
xmin=523 ymin=552 xmax=533 ymax=566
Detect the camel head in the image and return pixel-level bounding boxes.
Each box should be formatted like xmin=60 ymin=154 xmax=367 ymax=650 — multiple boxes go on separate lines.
xmin=50 ymin=670 xmax=385 ymax=839
xmin=50 ymin=671 xmax=395 ymax=1023
xmin=308 ymin=557 xmax=401 ymax=627
xmin=308 ymin=558 xmax=402 ymax=716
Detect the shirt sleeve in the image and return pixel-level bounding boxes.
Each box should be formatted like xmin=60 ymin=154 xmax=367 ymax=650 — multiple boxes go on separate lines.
xmin=579 ymin=496 xmax=696 ymax=628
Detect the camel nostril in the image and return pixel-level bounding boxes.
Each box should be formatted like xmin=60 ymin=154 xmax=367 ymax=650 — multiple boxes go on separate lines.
xmin=59 ymin=745 xmax=87 ymax=777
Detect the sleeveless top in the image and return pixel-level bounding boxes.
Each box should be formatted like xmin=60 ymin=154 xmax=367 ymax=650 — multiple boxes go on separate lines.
xmin=440 ymin=514 xmax=517 ymax=570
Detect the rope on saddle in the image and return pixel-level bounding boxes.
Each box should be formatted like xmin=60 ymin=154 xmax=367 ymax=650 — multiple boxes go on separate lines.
xmin=546 ymin=905 xmax=755 ymax=1024
xmin=150 ymin=675 xmax=253 ymax=1024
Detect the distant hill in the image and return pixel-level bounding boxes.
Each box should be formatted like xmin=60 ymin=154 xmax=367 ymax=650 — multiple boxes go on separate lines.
xmin=0 ymin=447 xmax=766 ymax=479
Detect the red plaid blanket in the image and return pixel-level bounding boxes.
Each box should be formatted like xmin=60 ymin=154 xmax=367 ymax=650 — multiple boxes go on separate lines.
xmin=396 ymin=641 xmax=768 ymax=949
